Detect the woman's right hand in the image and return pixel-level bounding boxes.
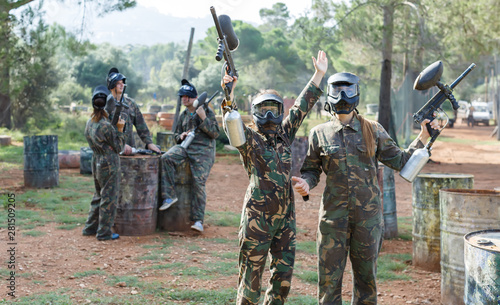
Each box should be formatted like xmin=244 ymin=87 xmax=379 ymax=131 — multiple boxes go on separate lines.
xmin=292 ymin=176 xmax=310 ymax=197
xmin=117 ymin=117 xmax=125 ymax=133
xmin=221 ymin=72 xmax=238 ymax=104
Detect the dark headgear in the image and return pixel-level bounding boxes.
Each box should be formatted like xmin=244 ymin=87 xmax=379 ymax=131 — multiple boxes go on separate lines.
xmin=177 ymin=79 xmax=197 ymax=98
xmin=92 ymin=85 xmax=110 ymax=110
xmin=326 ymin=72 xmax=360 ymax=115
xmin=251 ymin=93 xmax=284 ymax=134
xmin=107 ymin=67 xmax=126 ymax=90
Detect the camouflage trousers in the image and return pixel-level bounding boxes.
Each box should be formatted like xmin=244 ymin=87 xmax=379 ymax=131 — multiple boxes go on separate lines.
xmin=160 ymin=145 xmax=213 ymax=222
xmin=83 ymin=155 xmax=120 ymax=240
xmin=317 ymin=212 xmax=384 ymax=305
xmin=237 ymin=204 xmax=296 ymax=305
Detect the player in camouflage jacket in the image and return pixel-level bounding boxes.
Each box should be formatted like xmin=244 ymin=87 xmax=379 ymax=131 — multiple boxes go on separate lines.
xmin=159 ymin=79 xmax=220 ymax=232
xmin=222 ymin=51 xmax=328 ymax=305
xmin=292 ymin=72 xmax=439 ymax=305
xmin=83 ymin=85 xmax=126 ymax=241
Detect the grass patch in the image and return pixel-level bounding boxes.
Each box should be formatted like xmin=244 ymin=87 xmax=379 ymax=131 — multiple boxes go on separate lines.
xmin=213 ymin=251 xmax=238 ymax=260
xmin=296 ymin=240 xmax=316 ymax=255
xmin=56 ymin=224 xmax=80 ymax=230
xmin=397 ymin=216 xmax=412 ymax=241
xmin=144 ymin=262 xmax=185 ymax=270
xmin=22 ymin=230 xmax=46 ymax=237
xmin=73 ymin=269 xmax=106 ymax=278
xmin=168 ymin=287 xmax=236 ymax=304
xmin=105 ymin=275 xmax=141 ymax=287
xmin=5 ymin=289 xmax=73 ymax=304
xmin=377 ymin=253 xmax=412 ymax=282
xmin=205 ymin=210 xmax=240 ymax=227
xmin=0 ymin=144 xmax=24 ymax=164
xmin=438 ymin=135 xmax=500 ymax=146
xmin=174 ymin=261 xmax=237 ymax=280
xmin=287 ymin=294 xmax=319 ymax=305
xmin=294 ymin=269 xmax=317 ymax=284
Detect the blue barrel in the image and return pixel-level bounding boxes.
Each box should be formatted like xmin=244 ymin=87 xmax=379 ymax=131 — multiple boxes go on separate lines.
xmin=464 ymin=229 xmax=500 ymax=305
xmin=382 ymin=165 xmax=397 ymax=239
xmin=23 ymin=135 xmax=59 ymax=188
xmin=80 ymin=147 xmax=93 ymax=175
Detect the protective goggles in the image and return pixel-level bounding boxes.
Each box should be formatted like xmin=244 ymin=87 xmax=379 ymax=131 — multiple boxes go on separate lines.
xmin=253 ymin=100 xmax=283 ymax=118
xmin=328 ymin=83 xmax=359 ymax=99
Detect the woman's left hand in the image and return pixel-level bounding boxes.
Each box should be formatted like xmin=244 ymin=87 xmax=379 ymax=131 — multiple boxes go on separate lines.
xmin=419 ymin=117 xmax=441 ymax=143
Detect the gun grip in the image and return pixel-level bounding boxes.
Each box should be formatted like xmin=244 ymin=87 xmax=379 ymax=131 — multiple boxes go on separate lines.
xmin=426 ymin=122 xmax=440 ymax=139
xmin=303 ymin=195 xmax=309 ymax=202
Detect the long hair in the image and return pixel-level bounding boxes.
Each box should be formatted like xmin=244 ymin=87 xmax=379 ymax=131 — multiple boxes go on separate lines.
xmin=354 ymin=111 xmax=376 ymax=157
xmin=91 ymin=109 xmax=108 ymax=123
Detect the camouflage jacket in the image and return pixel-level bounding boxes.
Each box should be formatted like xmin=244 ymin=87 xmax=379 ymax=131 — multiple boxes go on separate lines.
xmin=236 ymin=82 xmax=323 ymax=214
xmin=301 ymin=115 xmax=423 ymax=220
xmin=174 ymin=106 xmax=220 ymax=159
xmin=105 ymin=95 xmax=153 ymax=148
xmin=84 ymin=116 xmax=125 ymax=158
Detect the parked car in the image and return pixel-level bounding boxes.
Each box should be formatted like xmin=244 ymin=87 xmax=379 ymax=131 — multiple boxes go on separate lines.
xmin=468 ymin=101 xmax=490 ymax=126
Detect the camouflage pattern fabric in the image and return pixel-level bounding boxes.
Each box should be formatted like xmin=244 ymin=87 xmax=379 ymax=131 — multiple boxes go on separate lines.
xmin=300 ymin=115 xmax=424 ymax=305
xmin=233 ymin=82 xmax=323 ymax=305
xmin=105 ymin=95 xmax=153 ymax=148
xmin=82 ymin=116 xmax=125 ymax=240
xmin=160 ymin=106 xmax=219 ymax=222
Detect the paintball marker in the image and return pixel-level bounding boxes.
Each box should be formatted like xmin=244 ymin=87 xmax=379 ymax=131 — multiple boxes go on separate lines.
xmin=121 ymin=146 xmax=165 ymax=156
xmin=400 ymin=61 xmax=476 ymax=182
xmin=111 ymin=83 xmax=129 ymax=127
xmin=180 ymin=91 xmax=219 ymax=149
xmin=210 ymin=6 xmax=246 ymax=148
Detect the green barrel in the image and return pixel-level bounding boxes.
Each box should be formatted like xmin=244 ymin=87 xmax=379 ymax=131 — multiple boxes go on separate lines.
xmin=382 ymin=165 xmax=397 ymax=239
xmin=439 ymin=189 xmax=500 ymax=305
xmin=464 ymin=229 xmax=500 ymax=305
xmin=23 ymin=135 xmax=59 ymax=188
xmin=156 ymin=131 xmax=176 ymax=151
xmin=114 ymin=155 xmax=159 ymax=236
xmin=80 ymin=147 xmax=93 ymax=175
xmin=157 ymin=145 xmax=193 ymax=232
xmin=412 ymin=173 xmax=474 ymax=272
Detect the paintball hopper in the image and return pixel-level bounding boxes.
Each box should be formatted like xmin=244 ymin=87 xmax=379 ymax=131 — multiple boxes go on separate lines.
xmin=215 ymin=14 xmax=239 ymax=61
xmin=192 ymin=92 xmax=208 ymax=108
xmin=413 ymin=61 xmax=443 ymax=91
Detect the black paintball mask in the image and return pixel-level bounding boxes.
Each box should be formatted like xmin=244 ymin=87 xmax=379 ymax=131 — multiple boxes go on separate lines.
xmin=326 ymin=72 xmax=360 ymax=115
xmin=92 ymin=85 xmax=110 ymax=110
xmin=251 ymin=93 xmax=284 ymax=135
xmin=107 ymin=67 xmax=126 ymax=90
xmin=177 ymin=79 xmax=197 ymax=98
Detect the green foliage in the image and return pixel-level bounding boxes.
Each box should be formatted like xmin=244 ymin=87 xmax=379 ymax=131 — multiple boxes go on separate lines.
xmin=377 ymin=253 xmax=412 ymax=282
xmin=73 ymin=269 xmax=106 ymax=278
xmin=167 ymin=288 xmax=235 ymax=304
xmin=296 ymin=240 xmax=317 ymax=255
xmin=397 ymin=216 xmax=413 ymax=241
xmin=205 ymin=210 xmax=241 ymax=227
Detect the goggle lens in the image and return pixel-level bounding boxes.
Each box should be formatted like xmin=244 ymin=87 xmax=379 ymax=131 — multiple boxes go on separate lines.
xmin=329 ymin=83 xmax=358 ymax=98
xmin=255 ymin=100 xmax=282 ymax=117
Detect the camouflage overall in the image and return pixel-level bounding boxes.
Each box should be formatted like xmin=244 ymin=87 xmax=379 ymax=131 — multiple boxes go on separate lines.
xmin=82 ymin=116 xmax=125 ymax=240
xmin=105 ymin=95 xmax=153 ymax=148
xmin=160 ymin=107 xmax=219 ymax=223
xmin=300 ymin=115 xmax=423 ymax=305
xmin=233 ymin=82 xmax=323 ymax=305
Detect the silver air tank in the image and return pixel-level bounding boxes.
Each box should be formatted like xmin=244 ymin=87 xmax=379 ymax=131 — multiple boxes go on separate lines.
xmin=223 ymin=109 xmax=246 ymax=147
xmin=180 ymin=130 xmax=195 ymax=149
xmin=400 ymin=147 xmax=431 ymax=183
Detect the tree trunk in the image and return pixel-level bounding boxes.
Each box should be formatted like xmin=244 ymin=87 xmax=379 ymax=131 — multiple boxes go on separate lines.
xmin=378 ymin=5 xmax=394 ymax=132
xmin=0 ymin=7 xmax=11 ymax=128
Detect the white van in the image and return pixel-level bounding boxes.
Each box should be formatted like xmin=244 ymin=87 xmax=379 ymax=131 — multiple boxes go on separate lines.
xmin=469 ymin=101 xmax=490 ymax=126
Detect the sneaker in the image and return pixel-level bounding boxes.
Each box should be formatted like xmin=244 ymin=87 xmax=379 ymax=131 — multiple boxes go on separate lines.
xmin=97 ymin=233 xmax=119 ymax=241
xmin=159 ymin=197 xmax=178 ymax=211
xmin=191 ymin=221 xmax=203 ymax=232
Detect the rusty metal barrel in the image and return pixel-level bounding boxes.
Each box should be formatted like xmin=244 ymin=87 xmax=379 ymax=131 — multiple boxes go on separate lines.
xmin=114 ymin=155 xmax=159 ymax=236
xmin=439 ymin=189 xmax=500 ymax=305
xmin=157 ymin=145 xmax=194 ymax=231
xmin=156 ymin=131 xmax=176 ymax=151
xmin=382 ymin=165 xmax=397 ymax=239
xmin=58 ymin=150 xmax=80 ymax=169
xmin=412 ymin=173 xmax=474 ymax=272
xmin=23 ymin=135 xmax=59 ymax=188
xmin=80 ymin=147 xmax=93 ymax=175
xmin=464 ymin=229 xmax=500 ymax=305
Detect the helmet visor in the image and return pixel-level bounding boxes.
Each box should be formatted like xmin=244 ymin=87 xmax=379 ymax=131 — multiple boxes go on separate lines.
xmin=329 ymin=83 xmax=358 ymax=99
xmin=254 ymin=100 xmax=283 ymax=118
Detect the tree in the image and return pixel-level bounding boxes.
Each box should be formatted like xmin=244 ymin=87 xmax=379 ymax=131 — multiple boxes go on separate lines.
xmin=259 ymin=2 xmax=290 ymax=31
xmin=0 ymin=0 xmax=136 ymax=129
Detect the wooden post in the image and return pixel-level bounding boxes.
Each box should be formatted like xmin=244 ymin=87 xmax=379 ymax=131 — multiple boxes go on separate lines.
xmin=172 ymin=27 xmax=195 ymax=132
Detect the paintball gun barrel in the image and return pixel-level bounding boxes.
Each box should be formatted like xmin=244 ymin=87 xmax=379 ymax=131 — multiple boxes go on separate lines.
xmin=180 ymin=91 xmax=219 ymax=150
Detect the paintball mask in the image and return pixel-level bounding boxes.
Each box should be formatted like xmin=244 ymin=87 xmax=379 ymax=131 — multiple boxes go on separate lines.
xmin=326 ymin=72 xmax=360 ymax=114
xmin=251 ymin=93 xmax=284 ymax=134
xmin=107 ymin=67 xmax=126 ymax=90
xmin=178 ymin=79 xmax=198 ymax=98
xmin=92 ymin=85 xmax=110 ymax=110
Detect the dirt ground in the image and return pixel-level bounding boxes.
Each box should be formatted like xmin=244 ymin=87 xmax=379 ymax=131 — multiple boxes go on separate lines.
xmin=1 ymin=123 xmax=499 ymax=304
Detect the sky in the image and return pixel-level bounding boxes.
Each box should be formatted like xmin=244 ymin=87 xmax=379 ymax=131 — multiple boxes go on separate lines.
xmin=35 ymin=0 xmax=314 ymax=46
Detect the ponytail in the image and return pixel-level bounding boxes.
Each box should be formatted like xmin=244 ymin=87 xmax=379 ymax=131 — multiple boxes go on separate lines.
xmin=354 ymin=112 xmax=376 ymax=157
